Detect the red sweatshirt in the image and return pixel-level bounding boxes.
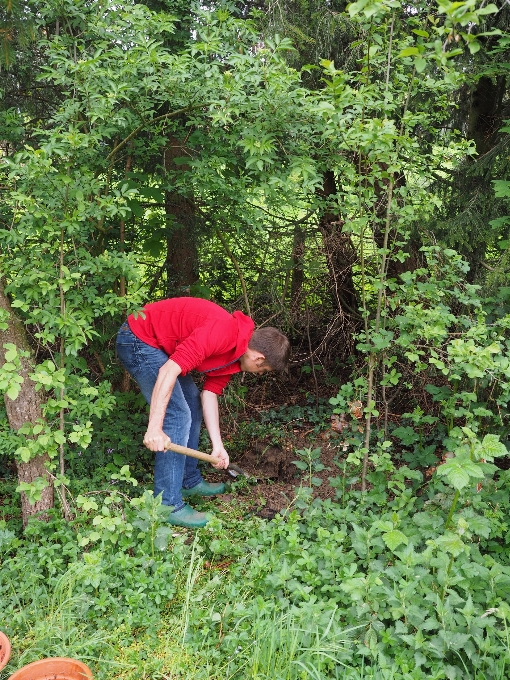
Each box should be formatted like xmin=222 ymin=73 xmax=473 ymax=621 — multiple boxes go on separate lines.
xmin=127 ymin=298 xmax=255 ymax=395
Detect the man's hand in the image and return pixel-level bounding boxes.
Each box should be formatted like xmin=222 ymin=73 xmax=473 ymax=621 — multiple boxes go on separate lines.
xmin=143 ymin=428 xmax=170 ymax=453
xmin=211 ymin=445 xmax=229 ymax=470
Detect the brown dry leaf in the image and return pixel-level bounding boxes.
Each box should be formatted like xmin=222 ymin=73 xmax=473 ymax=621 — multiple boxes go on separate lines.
xmin=331 ymin=413 xmax=348 ymax=433
xmin=349 ymin=400 xmax=363 ymax=419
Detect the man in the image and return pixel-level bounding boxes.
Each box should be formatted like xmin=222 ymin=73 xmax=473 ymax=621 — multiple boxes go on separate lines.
xmin=116 ymin=297 xmax=290 ymax=528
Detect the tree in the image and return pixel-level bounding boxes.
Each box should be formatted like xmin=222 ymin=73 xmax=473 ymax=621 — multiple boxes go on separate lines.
xmin=0 ymin=280 xmax=54 ymax=524
xmin=0 ymin=0 xmax=323 ymax=517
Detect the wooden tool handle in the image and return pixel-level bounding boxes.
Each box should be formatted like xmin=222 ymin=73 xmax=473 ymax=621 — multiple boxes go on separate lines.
xmin=164 ymin=441 xmax=220 ymax=466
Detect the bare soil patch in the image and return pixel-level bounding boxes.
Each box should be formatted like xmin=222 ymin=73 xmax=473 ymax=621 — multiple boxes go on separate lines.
xmin=208 ymin=432 xmax=343 ymax=518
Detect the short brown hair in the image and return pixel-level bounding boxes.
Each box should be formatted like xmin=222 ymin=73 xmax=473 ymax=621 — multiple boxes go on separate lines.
xmin=249 ymin=327 xmax=291 ymax=372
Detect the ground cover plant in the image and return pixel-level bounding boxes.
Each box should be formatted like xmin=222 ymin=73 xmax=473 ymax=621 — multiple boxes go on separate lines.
xmin=1 ymin=0 xmax=510 ymax=678
xmin=1 ymin=418 xmax=509 ymax=678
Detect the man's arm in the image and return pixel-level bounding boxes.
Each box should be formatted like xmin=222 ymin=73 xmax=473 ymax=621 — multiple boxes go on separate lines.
xmin=143 ymin=359 xmax=182 ymax=452
xmin=201 ymin=389 xmax=229 ymax=469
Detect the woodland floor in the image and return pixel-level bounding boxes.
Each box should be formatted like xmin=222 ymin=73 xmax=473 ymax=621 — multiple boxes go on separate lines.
xmin=207 ymin=433 xmax=340 ymax=519
xmin=203 ymin=369 xmax=346 ymax=519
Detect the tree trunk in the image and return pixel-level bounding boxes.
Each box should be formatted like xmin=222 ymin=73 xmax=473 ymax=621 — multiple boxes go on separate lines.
xmin=0 ymin=280 xmax=53 ymax=525
xmin=164 ymin=137 xmax=198 ymax=297
xmin=318 ymin=170 xmax=359 ymax=318
xmin=290 ymin=225 xmax=305 ymax=311
xmin=468 ymin=75 xmax=506 ymax=157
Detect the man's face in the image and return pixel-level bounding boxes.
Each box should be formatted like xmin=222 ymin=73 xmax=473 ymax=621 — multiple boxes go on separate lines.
xmin=239 ymin=351 xmax=273 ymax=375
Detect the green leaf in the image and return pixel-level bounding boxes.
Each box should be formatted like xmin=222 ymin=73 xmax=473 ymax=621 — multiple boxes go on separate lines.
xmin=383 ymin=529 xmax=408 ymax=551
xmin=414 ymin=57 xmax=427 ymax=73
xmin=480 ymin=434 xmax=508 ymax=460
xmin=469 ymin=515 xmax=491 ymax=539
xmin=133 ymin=519 xmax=150 ymax=532
xmin=6 ymin=385 xmax=20 ymax=400
xmin=4 ymin=347 xmax=18 ymax=362
xmin=127 ymin=199 xmax=144 ymax=217
xmin=436 ymin=533 xmax=466 ymax=557
xmin=467 ymin=39 xmax=481 ymax=54
xmin=493 ymin=180 xmax=510 ymax=198
xmin=54 ymin=431 xmax=66 ymax=445
xmin=171 ymin=157 xmax=190 ymax=166
xmin=477 ymin=4 xmax=499 ymax=15
xmin=17 ymin=446 xmax=31 ymax=463
xmin=154 ymin=526 xmax=173 ymax=550
xmin=436 ymin=458 xmax=484 ymax=490
xmin=399 ymin=47 xmax=420 ymax=57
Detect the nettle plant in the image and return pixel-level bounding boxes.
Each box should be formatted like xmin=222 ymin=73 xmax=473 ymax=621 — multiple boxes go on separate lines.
xmin=331 ymin=246 xmax=510 ymax=484
xmin=310 ymin=0 xmax=505 ymax=490
xmin=232 ymin=443 xmax=510 ymax=679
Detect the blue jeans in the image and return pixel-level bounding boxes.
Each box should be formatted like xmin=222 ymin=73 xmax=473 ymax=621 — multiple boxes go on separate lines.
xmin=116 ymin=322 xmax=203 ymax=511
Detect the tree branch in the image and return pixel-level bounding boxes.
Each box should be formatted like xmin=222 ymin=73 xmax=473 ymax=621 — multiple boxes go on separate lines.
xmin=105 ymin=102 xmax=210 ymax=164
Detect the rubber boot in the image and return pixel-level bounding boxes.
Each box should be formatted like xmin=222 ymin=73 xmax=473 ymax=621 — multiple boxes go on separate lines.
xmin=181 ymin=481 xmax=225 ymax=498
xmin=168 ymin=504 xmax=210 ymax=528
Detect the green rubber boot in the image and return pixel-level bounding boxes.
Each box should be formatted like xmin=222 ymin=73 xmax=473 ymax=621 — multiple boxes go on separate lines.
xmin=168 ymin=504 xmax=210 ymax=528
xmin=181 ymin=481 xmax=225 ymax=498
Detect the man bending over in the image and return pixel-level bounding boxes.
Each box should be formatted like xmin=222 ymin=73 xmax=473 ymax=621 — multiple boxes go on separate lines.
xmin=116 ymin=297 xmax=290 ymax=528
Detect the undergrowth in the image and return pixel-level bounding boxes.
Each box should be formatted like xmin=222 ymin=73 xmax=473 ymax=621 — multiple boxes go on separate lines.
xmin=1 ymin=422 xmax=509 ymax=680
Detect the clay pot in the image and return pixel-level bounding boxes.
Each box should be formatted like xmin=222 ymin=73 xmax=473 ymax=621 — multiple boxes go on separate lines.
xmin=0 ymin=631 xmax=11 ymax=671
xmin=8 ymin=657 xmax=93 ymax=680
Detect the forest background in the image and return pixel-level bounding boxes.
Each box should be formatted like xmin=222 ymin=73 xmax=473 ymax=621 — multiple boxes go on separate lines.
xmin=1 ymin=0 xmax=510 ymax=678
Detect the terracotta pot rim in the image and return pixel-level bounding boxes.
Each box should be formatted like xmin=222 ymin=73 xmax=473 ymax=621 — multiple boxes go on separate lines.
xmin=7 ymin=656 xmax=93 ymax=680
xmin=0 ymin=631 xmax=12 ymax=672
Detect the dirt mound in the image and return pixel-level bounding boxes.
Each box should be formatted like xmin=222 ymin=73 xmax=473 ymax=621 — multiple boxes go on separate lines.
xmin=236 ymin=443 xmax=295 ymax=483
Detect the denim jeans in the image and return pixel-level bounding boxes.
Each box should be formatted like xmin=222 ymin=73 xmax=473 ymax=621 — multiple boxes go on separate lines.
xmin=116 ymin=322 xmax=203 ymax=511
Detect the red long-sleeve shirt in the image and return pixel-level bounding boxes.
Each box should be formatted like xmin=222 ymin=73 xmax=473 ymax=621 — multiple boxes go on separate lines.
xmin=127 ymin=298 xmax=255 ymax=395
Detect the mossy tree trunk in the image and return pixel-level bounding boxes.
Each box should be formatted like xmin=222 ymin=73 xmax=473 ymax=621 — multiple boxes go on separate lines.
xmin=0 ymin=280 xmax=53 ymax=525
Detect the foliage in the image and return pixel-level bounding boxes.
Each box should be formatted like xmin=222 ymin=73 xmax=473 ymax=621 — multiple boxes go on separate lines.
xmin=1 ymin=414 xmax=509 ymax=678
xmin=0 ymin=1 xmax=509 ymax=678
xmin=329 ymin=245 xmax=510 ymax=486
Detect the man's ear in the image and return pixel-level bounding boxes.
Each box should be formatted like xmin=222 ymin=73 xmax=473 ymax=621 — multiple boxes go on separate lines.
xmin=245 ymin=347 xmax=266 ymax=363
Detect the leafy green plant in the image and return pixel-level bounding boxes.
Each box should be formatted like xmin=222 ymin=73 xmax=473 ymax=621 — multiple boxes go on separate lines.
xmin=131 ymin=490 xmax=174 ymax=558
xmin=292 ymin=446 xmax=326 ymax=496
